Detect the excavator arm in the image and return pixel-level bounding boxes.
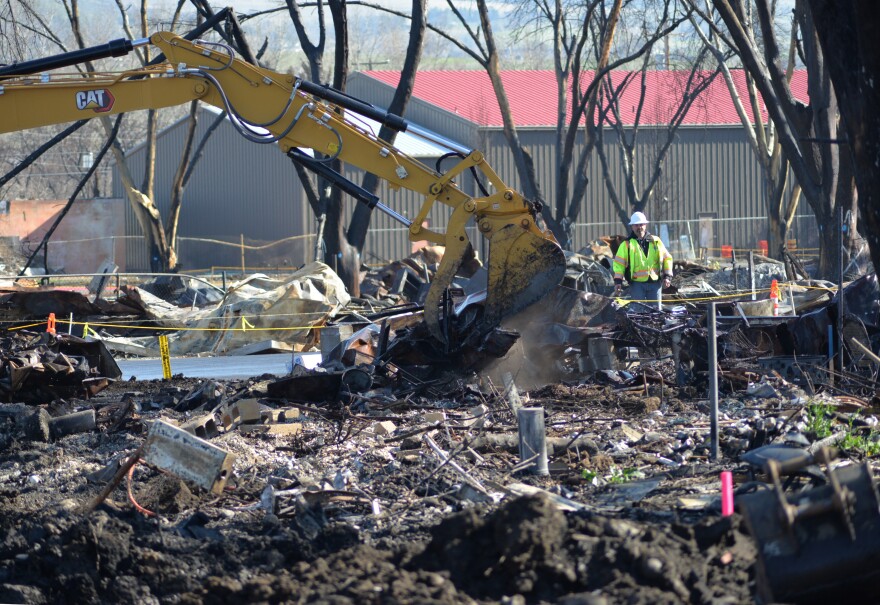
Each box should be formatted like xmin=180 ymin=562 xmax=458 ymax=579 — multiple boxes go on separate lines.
xmin=0 ymin=32 xmax=565 ymax=344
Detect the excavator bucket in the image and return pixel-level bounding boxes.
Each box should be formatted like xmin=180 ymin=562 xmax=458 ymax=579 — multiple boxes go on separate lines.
xmin=480 ymin=224 xmax=566 ymax=332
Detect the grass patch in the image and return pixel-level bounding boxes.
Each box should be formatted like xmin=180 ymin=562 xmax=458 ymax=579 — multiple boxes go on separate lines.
xmin=805 ymin=403 xmax=834 ymax=439
xmin=582 ymin=465 xmax=644 ymax=485
xmin=607 ymin=466 xmax=644 ymax=484
xmin=840 ymin=416 xmax=880 ymax=457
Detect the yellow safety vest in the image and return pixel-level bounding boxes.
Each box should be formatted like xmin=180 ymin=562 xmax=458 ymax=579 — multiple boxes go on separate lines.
xmin=613 ymin=236 xmax=673 ymax=283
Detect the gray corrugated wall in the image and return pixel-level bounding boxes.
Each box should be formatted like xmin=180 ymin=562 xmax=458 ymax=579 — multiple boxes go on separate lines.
xmin=476 ymin=124 xmax=814 ymax=256
xmin=114 ymin=107 xmax=469 ymax=271
xmin=347 ymin=72 xmax=818 ymax=255
xmin=116 ymin=110 xmax=310 ymax=271
xmin=115 ymin=85 xmax=819 ymax=272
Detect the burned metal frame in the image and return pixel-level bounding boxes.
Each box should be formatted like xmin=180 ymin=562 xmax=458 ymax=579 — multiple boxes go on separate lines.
xmin=739 ymin=446 xmax=880 ymax=604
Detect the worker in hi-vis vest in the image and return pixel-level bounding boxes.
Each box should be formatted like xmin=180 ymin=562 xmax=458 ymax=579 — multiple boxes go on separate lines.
xmin=612 ymin=211 xmax=674 ymax=310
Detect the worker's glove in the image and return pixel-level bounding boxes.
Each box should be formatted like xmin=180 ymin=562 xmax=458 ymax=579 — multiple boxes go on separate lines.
xmin=614 ymin=284 xmax=623 ymax=296
xmin=663 ymin=276 xmax=672 ymax=288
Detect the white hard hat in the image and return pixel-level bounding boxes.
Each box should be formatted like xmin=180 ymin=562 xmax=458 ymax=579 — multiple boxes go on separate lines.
xmin=629 ymin=211 xmax=648 ymax=226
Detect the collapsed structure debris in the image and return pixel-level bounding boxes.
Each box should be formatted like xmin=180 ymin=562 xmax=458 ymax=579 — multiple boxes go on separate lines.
xmin=0 ymin=332 xmax=120 ymax=403
xmin=1 ymin=245 xmax=880 ymax=603
xmin=2 ymin=10 xmax=879 ymax=599
xmin=739 ymin=447 xmax=880 ymax=604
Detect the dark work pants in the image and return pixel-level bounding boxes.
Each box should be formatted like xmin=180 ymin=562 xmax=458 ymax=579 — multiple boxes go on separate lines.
xmin=629 ymin=280 xmax=663 ymax=310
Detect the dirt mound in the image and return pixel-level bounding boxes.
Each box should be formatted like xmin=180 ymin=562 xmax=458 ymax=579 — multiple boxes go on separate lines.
xmin=411 ymin=494 xmax=754 ymax=604
xmin=413 ymin=495 xmax=573 ymax=600
xmin=0 ymin=490 xmax=754 ymax=604
xmin=0 ymin=370 xmax=770 ymax=604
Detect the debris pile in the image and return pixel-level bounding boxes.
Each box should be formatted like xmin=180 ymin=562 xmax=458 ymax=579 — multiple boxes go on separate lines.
xmin=0 ymin=250 xmax=879 ymax=603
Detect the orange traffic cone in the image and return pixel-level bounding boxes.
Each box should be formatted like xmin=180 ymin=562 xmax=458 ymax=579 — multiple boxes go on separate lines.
xmin=770 ymin=279 xmax=779 ymax=317
xmin=46 ymin=312 xmax=57 ymax=335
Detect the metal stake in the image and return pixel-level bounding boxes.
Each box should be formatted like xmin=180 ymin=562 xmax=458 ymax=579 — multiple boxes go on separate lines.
xmin=708 ymin=302 xmax=719 ymax=460
xmin=517 ymin=407 xmax=548 ymax=475
xmin=749 ymin=250 xmax=756 ymax=300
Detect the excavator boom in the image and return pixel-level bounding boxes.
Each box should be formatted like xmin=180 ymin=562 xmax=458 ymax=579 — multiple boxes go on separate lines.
xmin=0 ymin=32 xmax=565 ymax=344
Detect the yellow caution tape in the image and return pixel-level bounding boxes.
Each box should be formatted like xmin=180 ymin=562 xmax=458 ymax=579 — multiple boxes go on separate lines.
xmin=158 ymin=335 xmax=172 ymax=380
xmin=0 ymin=281 xmax=843 ymax=333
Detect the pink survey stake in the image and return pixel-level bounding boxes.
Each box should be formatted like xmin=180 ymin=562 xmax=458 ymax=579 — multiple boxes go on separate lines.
xmin=720 ymin=471 xmax=734 ymax=516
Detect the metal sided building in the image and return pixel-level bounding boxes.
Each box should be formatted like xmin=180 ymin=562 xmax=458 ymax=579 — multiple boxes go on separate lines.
xmin=113 ymin=105 xmax=310 ymax=272
xmin=349 ymin=69 xmax=818 ymax=260
xmin=115 ymin=69 xmax=817 ymax=271
xmin=112 ymin=105 xmax=454 ymax=272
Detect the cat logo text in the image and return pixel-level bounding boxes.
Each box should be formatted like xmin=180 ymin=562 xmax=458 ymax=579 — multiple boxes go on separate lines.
xmin=75 ymin=89 xmax=115 ymax=113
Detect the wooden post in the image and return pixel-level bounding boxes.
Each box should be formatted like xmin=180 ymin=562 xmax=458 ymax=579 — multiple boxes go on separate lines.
xmin=240 ymin=234 xmax=245 ymax=275
xmin=828 ymin=324 xmax=835 ymax=387
xmin=731 ymin=248 xmax=738 ymax=291
xmin=503 ymin=372 xmax=522 ymax=416
xmin=517 ymin=407 xmax=548 ymax=475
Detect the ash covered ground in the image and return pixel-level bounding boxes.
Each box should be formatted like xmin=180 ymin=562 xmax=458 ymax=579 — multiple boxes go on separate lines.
xmin=2 ymin=367 xmax=769 ymax=605
xmin=1 ymin=264 xmax=879 ymax=604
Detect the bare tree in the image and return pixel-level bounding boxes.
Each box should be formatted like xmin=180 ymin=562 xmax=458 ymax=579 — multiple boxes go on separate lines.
xmin=4 ymin=0 xmax=263 ymax=273
xmin=283 ymin=0 xmax=362 ymax=292
xmin=688 ymin=2 xmax=800 ymax=265
xmin=807 ymin=0 xmax=880 ymax=276
xmin=403 ymin=0 xmax=689 ymax=248
xmin=698 ymin=0 xmax=857 ymax=279
xmin=348 ymin=0 xmax=427 ymax=252
xmin=2 ymin=0 xmax=192 ymax=272
xmin=358 ymin=0 xmax=568 ymax=236
xmin=0 ymin=1 xmax=107 ymax=203
xmin=593 ymin=25 xmax=720 ymax=230
xmin=4 ymin=0 xmax=430 ymax=282
xmin=95 ymin=0 xmax=177 ymax=271
xmin=283 ymin=0 xmax=427 ymax=294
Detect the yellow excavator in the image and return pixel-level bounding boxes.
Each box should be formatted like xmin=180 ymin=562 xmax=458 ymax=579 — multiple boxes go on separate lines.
xmin=0 ymin=30 xmax=565 ymax=345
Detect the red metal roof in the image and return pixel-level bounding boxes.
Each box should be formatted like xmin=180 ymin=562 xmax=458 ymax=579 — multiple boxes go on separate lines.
xmin=362 ymin=69 xmax=809 ymax=128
